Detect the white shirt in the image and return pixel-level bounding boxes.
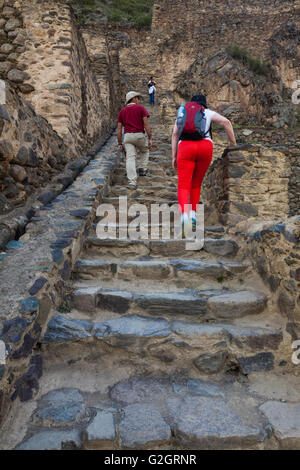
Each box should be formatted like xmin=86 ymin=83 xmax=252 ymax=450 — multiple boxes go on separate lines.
xmin=148 ymin=85 xmax=156 ymax=94
xmin=202 ymin=108 xmax=215 ymax=143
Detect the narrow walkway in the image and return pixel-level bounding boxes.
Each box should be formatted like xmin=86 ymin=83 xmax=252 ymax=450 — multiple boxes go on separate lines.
xmin=2 ymin=105 xmax=299 ymax=450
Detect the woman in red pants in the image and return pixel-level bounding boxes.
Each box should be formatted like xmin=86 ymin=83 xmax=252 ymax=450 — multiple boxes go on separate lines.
xmin=171 ymin=94 xmax=236 ymax=236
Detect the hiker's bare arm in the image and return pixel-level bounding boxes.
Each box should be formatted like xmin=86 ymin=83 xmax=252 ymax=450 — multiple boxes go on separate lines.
xmin=171 ymin=121 xmax=179 ymax=169
xmin=211 ymin=113 xmax=236 ymax=147
xmin=143 ymin=116 xmax=152 ymax=149
xmin=117 ymin=122 xmax=123 ymax=149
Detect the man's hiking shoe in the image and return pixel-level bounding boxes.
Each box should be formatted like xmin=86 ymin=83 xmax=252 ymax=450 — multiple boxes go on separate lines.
xmin=127 ymin=182 xmax=137 ymax=189
xmin=138 ymin=169 xmax=148 ymax=177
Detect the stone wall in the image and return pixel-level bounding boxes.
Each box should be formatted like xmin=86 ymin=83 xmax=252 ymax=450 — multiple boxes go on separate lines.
xmin=0 ymin=0 xmax=33 ymax=94
xmin=152 ymin=0 xmax=297 ymax=61
xmin=151 ymin=0 xmax=299 ymax=128
xmin=81 ymin=25 xmax=123 ymax=125
xmin=235 ymin=217 xmax=300 ymax=339
xmin=174 ymin=51 xmax=298 ymax=128
xmin=203 ymin=145 xmax=292 ymax=226
xmin=0 ymin=82 xmax=66 ymax=216
xmin=0 ymin=135 xmax=119 ymax=429
xmin=20 ymin=1 xmax=118 ymax=157
xmin=0 ymin=0 xmax=122 ymax=218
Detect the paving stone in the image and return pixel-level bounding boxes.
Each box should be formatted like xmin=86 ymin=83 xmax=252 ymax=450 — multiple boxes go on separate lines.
xmin=119 ymin=403 xmax=171 ymax=448
xmin=204 ymin=239 xmax=239 ymax=256
xmin=74 ymin=259 xmax=116 ymax=277
xmin=85 ymin=237 xmax=149 ymax=256
xmin=167 ymin=395 xmax=265 ymax=449
xmin=51 ymin=248 xmax=64 ymax=264
xmin=97 ymin=290 xmax=133 ymax=313
xmin=118 ymin=260 xmax=171 ymax=279
xmin=70 ymin=209 xmax=90 ymax=219
xmin=208 ymin=290 xmax=267 ymax=318
xmin=109 ymin=376 xmax=172 ymax=405
xmin=84 ymin=410 xmax=115 ymax=448
xmin=33 ymin=388 xmax=85 ymax=426
xmin=16 ymin=429 xmax=82 ymax=450
xmin=237 ymin=352 xmax=274 ymax=374
xmin=149 ymin=240 xmax=187 ymax=256
xmin=28 ymin=277 xmax=48 ymax=295
xmin=0 ymin=365 xmax=5 ymax=381
xmin=260 ymin=401 xmax=300 ymax=449
xmin=6 ymin=240 xmax=25 ymax=250
xmin=171 ymin=259 xmax=228 ymax=277
xmin=38 ymin=191 xmax=54 ymax=205
xmin=171 ymin=321 xmax=282 ymax=351
xmin=50 ymin=238 xmax=73 ymax=249
xmin=71 ymin=286 xmax=100 ymax=312
xmin=11 ymin=355 xmax=42 ymax=402
xmin=42 ymin=315 xmax=92 ymax=343
xmin=225 ymin=325 xmax=283 ymax=350
xmin=135 ymin=292 xmax=208 ymax=316
xmin=19 ymin=297 xmax=39 ymax=315
xmin=12 ymin=323 xmax=41 ymax=359
xmin=93 ymin=315 xmax=171 ymax=340
xmin=221 ymin=261 xmax=248 ymax=274
xmin=186 ymin=379 xmax=225 ymax=398
xmin=193 ymin=350 xmax=228 ymax=374
xmin=0 ymin=317 xmax=27 ymax=343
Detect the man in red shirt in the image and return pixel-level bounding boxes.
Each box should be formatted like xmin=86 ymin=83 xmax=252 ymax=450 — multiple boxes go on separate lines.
xmin=117 ymin=91 xmax=152 ymax=189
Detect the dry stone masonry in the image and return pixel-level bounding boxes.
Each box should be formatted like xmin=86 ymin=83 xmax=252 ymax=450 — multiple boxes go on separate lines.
xmin=0 ymin=0 xmax=299 ymax=451
xmin=0 ymin=0 xmax=33 ymax=94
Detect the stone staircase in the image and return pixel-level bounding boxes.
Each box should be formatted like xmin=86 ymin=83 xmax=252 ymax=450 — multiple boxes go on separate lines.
xmin=4 ymin=105 xmax=299 ymax=451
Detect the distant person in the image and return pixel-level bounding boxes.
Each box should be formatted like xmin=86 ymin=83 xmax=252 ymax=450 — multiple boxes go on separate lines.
xmin=117 ymin=91 xmax=152 ymax=189
xmin=148 ymin=76 xmax=156 ymax=87
xmin=148 ymin=76 xmax=156 ymax=106
xmin=171 ymin=94 xmax=236 ymax=236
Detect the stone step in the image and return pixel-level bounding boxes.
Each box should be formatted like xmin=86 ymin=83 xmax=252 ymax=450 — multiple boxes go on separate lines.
xmin=16 ymin=372 xmax=295 ymax=450
xmin=100 ymin=194 xmax=196 ymax=209
xmin=113 ymin=163 xmax=173 ymax=175
xmin=109 ymin=183 xmax=177 ymax=197
xmin=91 ymin=223 xmax=225 ymax=243
xmin=41 ymin=313 xmax=282 ymax=375
xmin=69 ymin=285 xmax=268 ymax=320
xmin=73 ymin=258 xmax=249 ymax=284
xmin=113 ymin=173 xmax=170 ymax=184
xmin=101 ymin=196 xmax=179 ymax=208
xmin=91 ymin=223 xmax=225 ymax=242
xmin=84 ymin=237 xmax=239 ymax=258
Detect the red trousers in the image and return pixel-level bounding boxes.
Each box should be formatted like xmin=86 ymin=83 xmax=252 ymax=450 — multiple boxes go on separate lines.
xmin=177 ymin=139 xmax=213 ymax=213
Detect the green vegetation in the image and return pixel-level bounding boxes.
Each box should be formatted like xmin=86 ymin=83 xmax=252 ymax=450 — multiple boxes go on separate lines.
xmin=68 ymin=0 xmax=153 ymax=28
xmin=227 ymin=44 xmax=270 ymax=76
xmin=108 ymin=0 xmax=153 ymax=28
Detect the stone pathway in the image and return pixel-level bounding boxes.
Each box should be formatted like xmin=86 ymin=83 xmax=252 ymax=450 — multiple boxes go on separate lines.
xmin=1 ymin=106 xmax=300 ymax=450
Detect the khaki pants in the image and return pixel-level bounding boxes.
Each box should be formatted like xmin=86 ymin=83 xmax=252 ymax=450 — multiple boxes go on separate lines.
xmin=123 ymin=132 xmax=149 ymax=184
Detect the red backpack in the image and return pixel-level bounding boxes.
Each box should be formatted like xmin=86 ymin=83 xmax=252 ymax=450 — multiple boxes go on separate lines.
xmin=176 ymin=102 xmax=208 ymax=140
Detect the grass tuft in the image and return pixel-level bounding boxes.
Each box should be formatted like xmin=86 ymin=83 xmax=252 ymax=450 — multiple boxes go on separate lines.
xmin=227 ymin=44 xmax=270 ymax=76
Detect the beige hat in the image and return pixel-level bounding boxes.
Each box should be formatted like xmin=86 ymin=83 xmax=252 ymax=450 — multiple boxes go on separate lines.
xmin=125 ymin=91 xmax=142 ymax=105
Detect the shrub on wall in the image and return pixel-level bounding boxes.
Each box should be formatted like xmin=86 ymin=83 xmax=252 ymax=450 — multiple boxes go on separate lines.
xmin=227 ymin=44 xmax=270 ymax=76
xmin=67 ymin=0 xmax=153 ymax=28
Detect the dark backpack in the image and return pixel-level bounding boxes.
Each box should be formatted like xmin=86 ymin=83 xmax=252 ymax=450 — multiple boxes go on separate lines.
xmin=176 ymin=102 xmax=210 ymax=141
